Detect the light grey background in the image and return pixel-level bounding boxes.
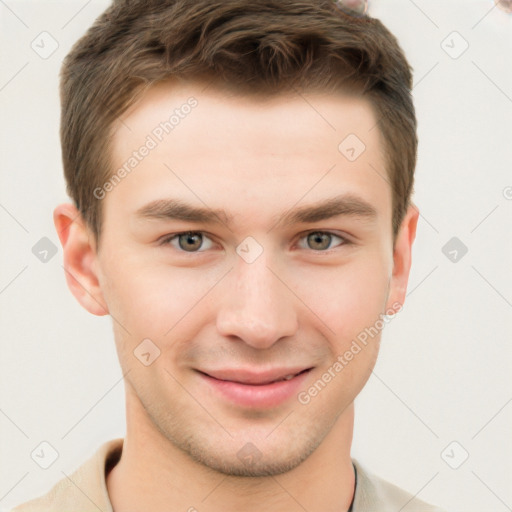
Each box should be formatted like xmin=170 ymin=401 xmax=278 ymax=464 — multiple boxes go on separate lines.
xmin=1 ymin=1 xmax=511 ymax=511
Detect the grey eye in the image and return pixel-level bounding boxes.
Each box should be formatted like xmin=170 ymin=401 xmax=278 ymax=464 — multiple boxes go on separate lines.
xmin=299 ymin=232 xmax=345 ymax=251
xmin=164 ymin=232 xmax=214 ymax=252
xmin=178 ymin=232 xmax=204 ymax=251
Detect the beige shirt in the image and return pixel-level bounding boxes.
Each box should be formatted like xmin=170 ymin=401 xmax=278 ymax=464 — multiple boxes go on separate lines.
xmin=12 ymin=439 xmax=446 ymax=512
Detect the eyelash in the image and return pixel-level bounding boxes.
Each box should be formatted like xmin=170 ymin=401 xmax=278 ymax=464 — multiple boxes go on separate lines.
xmin=159 ymin=230 xmax=350 ymax=253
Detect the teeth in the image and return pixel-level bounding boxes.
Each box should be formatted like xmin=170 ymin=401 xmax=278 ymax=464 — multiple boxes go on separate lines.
xmin=282 ymin=374 xmax=295 ymax=381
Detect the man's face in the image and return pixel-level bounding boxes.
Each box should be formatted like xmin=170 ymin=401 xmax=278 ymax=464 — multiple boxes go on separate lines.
xmin=91 ymin=81 xmax=409 ymax=476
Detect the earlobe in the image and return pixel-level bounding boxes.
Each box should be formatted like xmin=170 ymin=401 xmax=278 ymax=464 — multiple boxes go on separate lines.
xmin=386 ymin=204 xmax=419 ymax=312
xmin=53 ymin=203 xmax=109 ymax=316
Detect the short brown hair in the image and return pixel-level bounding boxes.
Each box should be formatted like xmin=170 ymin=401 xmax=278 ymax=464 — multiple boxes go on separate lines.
xmin=60 ymin=0 xmax=417 ymax=245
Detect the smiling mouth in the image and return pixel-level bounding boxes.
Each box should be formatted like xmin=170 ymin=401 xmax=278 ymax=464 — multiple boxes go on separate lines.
xmin=198 ymin=368 xmax=312 ymax=386
xmin=196 ymin=367 xmax=314 ymax=408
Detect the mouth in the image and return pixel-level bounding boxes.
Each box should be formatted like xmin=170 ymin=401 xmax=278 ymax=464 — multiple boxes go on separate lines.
xmin=196 ymin=367 xmax=313 ymax=408
xmin=198 ymin=367 xmax=313 ymax=384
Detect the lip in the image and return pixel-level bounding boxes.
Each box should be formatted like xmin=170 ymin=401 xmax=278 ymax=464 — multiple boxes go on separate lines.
xmin=197 ymin=367 xmax=313 ymax=409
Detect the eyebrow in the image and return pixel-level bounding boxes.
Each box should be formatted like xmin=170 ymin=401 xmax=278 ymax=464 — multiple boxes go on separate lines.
xmin=134 ymin=194 xmax=377 ymax=229
xmin=278 ymin=194 xmax=377 ymax=228
xmin=135 ymin=199 xmax=231 ymax=225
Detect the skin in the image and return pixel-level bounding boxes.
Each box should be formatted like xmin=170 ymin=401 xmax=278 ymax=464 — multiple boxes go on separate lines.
xmin=54 ymin=81 xmax=418 ymax=512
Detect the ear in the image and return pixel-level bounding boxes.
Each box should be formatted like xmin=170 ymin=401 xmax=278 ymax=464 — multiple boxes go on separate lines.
xmin=385 ymin=204 xmax=419 ymax=313
xmin=53 ymin=203 xmax=109 ymax=316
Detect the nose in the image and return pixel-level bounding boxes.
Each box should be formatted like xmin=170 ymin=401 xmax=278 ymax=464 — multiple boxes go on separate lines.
xmin=216 ymin=251 xmax=298 ymax=349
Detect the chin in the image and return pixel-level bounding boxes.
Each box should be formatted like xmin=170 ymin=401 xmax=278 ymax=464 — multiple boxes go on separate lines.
xmin=187 ymin=444 xmax=318 ymax=478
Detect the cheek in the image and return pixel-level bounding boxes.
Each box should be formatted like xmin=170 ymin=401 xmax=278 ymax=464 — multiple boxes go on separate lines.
xmin=105 ymin=265 xmax=215 ymax=380
xmin=289 ymin=254 xmax=391 ymax=343
xmin=293 ymin=258 xmax=388 ymax=411
xmin=101 ymin=257 xmax=224 ymax=339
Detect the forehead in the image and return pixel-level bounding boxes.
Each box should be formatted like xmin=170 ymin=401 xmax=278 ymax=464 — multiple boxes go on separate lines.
xmin=115 ymin=80 xmax=381 ymax=155
xmin=104 ymin=80 xmax=390 ymax=232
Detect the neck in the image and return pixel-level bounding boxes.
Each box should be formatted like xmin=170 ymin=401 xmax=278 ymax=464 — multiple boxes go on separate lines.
xmin=107 ymin=387 xmax=356 ymax=512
